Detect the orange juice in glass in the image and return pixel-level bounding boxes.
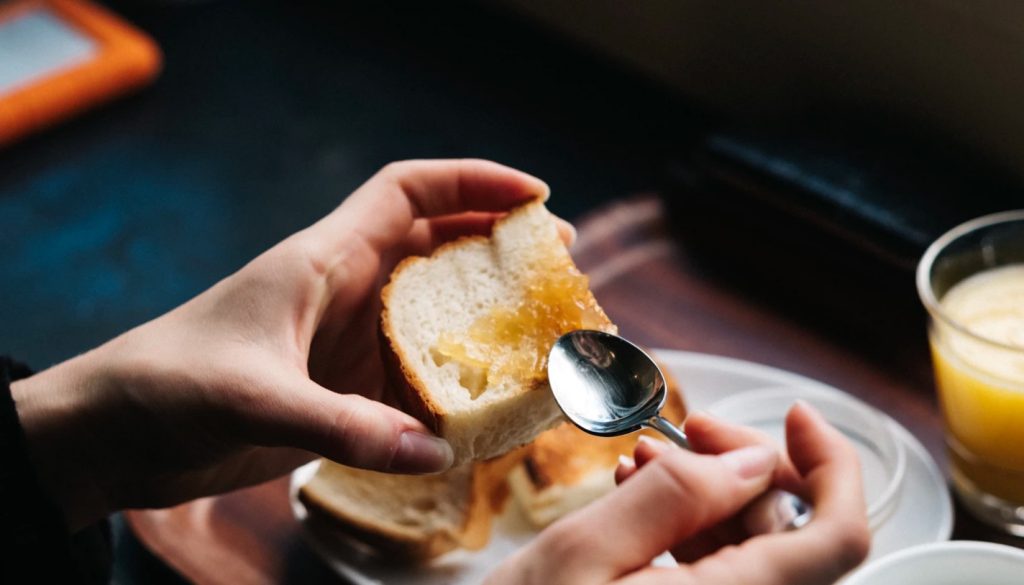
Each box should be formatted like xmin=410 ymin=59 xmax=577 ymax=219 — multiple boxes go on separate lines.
xmin=918 ymin=210 xmax=1024 ymax=535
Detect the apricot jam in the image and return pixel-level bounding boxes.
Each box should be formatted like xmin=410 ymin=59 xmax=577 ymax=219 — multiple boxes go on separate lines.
xmin=434 ymin=263 xmax=606 ymax=398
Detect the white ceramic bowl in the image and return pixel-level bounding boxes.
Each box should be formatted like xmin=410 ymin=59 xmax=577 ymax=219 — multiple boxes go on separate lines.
xmin=844 ymin=541 xmax=1024 ymax=584
xmin=707 ymin=386 xmax=907 ymax=530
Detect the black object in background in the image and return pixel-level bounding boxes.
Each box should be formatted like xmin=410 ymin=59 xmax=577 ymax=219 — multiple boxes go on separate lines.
xmin=664 ymin=119 xmax=1024 ymax=353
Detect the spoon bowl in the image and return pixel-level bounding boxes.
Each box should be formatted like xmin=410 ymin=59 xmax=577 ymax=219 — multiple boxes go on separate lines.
xmin=548 ymin=330 xmax=667 ymax=436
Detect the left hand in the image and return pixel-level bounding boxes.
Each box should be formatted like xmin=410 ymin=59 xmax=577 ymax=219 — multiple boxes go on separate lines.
xmin=12 ymin=159 xmax=560 ymax=531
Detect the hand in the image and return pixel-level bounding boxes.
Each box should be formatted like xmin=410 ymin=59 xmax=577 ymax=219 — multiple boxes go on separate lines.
xmin=12 ymin=159 xmax=559 ymax=531
xmin=487 ymin=402 xmax=870 ymax=585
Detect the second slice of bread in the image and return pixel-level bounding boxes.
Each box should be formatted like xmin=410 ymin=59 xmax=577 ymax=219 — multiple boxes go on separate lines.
xmin=298 ymin=449 xmax=528 ymax=562
xmin=299 ymin=462 xmax=488 ymax=561
xmin=381 ymin=201 xmax=615 ymax=464
xmin=509 ymin=364 xmax=688 ymax=527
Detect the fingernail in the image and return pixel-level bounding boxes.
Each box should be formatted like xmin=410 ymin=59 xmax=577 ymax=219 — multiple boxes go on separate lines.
xmin=390 ymin=431 xmax=454 ymax=473
xmin=637 ymin=435 xmax=669 ymax=452
xmin=564 ymin=222 xmax=578 ymax=246
xmin=538 ymin=181 xmax=551 ymax=202
xmin=793 ymin=399 xmax=825 ymax=423
xmin=685 ymin=410 xmax=717 ymax=426
xmin=720 ymin=445 xmax=777 ymax=480
xmin=618 ymin=454 xmax=634 ymax=468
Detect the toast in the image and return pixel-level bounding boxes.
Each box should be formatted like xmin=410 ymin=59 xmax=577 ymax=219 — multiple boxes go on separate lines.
xmin=297 ymin=450 xmax=526 ymax=562
xmin=381 ymin=201 xmax=616 ymax=464
xmin=509 ymin=365 xmax=687 ymax=527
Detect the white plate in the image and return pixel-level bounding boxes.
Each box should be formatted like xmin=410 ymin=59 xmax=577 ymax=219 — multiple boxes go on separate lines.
xmin=843 ymin=541 xmax=1024 ymax=585
xmin=290 ymin=349 xmax=953 ymax=583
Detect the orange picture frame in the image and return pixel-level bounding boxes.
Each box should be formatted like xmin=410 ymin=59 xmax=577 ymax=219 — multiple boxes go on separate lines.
xmin=0 ymin=0 xmax=161 ymax=146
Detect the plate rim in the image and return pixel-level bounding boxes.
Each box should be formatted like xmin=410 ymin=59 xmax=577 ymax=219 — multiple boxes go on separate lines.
xmin=652 ymin=348 xmax=954 ymax=544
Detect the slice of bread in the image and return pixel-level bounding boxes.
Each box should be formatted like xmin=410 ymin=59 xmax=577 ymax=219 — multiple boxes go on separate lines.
xmin=298 ymin=450 xmax=526 ymax=562
xmin=509 ymin=365 xmax=687 ymax=528
xmin=381 ymin=201 xmax=616 ymax=464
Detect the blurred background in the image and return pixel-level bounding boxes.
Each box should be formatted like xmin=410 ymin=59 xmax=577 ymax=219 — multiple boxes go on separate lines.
xmin=3 ymin=0 xmax=1023 ymax=581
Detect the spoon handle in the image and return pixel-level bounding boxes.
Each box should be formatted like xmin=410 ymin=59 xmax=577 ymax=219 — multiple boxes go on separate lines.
xmin=645 ymin=415 xmax=691 ymax=449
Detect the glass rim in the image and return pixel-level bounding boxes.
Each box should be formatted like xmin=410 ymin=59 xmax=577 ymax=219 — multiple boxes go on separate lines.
xmin=916 ymin=209 xmax=1024 ymax=354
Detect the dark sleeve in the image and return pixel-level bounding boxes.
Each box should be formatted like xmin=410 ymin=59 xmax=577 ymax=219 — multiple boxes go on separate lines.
xmin=1 ymin=356 xmax=113 ymax=584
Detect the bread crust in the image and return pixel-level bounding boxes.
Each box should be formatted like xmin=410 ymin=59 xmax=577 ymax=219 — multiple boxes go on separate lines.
xmin=379 ymin=230 xmax=491 ymax=440
xmin=299 ymin=484 xmax=461 ymax=562
xmin=379 ymin=267 xmax=444 ymax=435
xmin=297 ymin=456 xmax=511 ymax=562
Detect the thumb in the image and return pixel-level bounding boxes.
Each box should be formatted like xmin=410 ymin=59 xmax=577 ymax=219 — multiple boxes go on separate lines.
xmin=256 ymin=377 xmax=454 ymax=474
xmin=529 ymin=444 xmax=778 ymax=582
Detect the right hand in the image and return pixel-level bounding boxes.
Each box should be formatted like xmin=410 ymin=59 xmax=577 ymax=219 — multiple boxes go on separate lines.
xmin=487 ymin=401 xmax=870 ymax=585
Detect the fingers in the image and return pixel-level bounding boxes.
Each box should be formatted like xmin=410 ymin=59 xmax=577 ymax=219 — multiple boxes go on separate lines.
xmin=643 ymin=402 xmax=871 ymax=585
xmin=685 ymin=412 xmax=803 ymax=492
xmin=255 ymin=376 xmax=454 ymax=474
xmin=427 ymin=213 xmax=504 ymax=245
xmin=386 ymin=214 xmax=577 ymax=279
xmin=370 ymin=159 xmax=549 ymax=219
xmin=614 ymin=436 xmax=748 ymax=564
xmin=395 ymin=213 xmax=503 ymax=259
xmin=619 ymin=414 xmax=802 ymax=490
xmin=684 ymin=411 xmax=777 ymax=452
xmin=614 ymin=454 xmax=637 ymax=484
xmin=635 ymin=435 xmax=669 ymax=466
xmin=554 ymin=217 xmax=577 ymax=247
xmin=782 ymin=401 xmax=868 ymax=549
xmin=615 ymin=435 xmax=667 ymax=484
xmin=531 ymin=444 xmax=778 ymax=583
xmin=312 ymin=159 xmax=548 ymax=254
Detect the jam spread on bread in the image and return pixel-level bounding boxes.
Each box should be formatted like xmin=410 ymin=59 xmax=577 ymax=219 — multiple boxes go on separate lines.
xmin=433 ymin=260 xmax=606 ymax=398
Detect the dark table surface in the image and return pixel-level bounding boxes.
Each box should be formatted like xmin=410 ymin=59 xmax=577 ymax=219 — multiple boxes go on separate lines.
xmin=1 ymin=0 xmax=709 ymax=581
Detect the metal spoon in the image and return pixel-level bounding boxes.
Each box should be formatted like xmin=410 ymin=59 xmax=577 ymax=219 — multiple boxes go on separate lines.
xmin=548 ymin=329 xmax=812 ymax=533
